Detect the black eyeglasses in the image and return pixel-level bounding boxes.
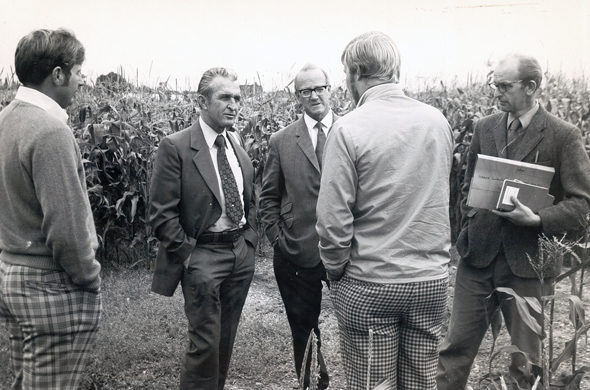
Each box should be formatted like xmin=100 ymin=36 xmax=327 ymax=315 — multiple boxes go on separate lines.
xmin=297 ymin=85 xmax=329 ymax=98
xmin=488 ymin=79 xmax=523 ymax=93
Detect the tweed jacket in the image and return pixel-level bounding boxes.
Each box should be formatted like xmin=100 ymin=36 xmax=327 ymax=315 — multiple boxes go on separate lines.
xmin=259 ymin=113 xmax=339 ymax=268
xmin=456 ymin=105 xmax=590 ymax=278
xmin=149 ymin=122 xmax=258 ymax=296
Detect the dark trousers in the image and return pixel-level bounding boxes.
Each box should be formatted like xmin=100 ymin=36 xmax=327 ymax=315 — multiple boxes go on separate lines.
xmin=180 ymin=235 xmax=254 ymax=390
xmin=273 ymin=244 xmax=329 ymax=390
xmin=437 ymin=253 xmax=552 ymax=390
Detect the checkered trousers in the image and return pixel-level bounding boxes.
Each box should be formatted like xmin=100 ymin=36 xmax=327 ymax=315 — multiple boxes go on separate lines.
xmin=0 ymin=261 xmax=101 ymax=390
xmin=330 ymin=275 xmax=448 ymax=390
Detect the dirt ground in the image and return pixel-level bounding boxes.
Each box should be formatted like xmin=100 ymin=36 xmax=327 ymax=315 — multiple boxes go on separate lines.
xmin=1 ymin=246 xmax=588 ymax=390
xmin=226 ymin=247 xmax=590 ymax=390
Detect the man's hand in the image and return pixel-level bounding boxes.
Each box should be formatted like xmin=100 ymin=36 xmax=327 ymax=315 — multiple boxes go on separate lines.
xmin=491 ymin=196 xmax=542 ymax=227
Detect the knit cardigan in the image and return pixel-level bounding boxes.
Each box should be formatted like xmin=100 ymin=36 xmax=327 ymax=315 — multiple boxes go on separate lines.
xmin=0 ymin=100 xmax=101 ymax=289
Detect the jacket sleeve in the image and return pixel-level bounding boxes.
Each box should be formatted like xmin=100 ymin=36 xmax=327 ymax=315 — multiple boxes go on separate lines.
xmin=259 ymin=133 xmax=284 ymax=244
xmin=538 ymin=125 xmax=590 ymax=235
xmin=149 ymin=136 xmax=196 ymax=263
xmin=316 ymin=122 xmax=357 ymax=281
xmin=244 ymin=172 xmax=259 ymax=248
xmin=460 ymin=119 xmax=481 ymax=228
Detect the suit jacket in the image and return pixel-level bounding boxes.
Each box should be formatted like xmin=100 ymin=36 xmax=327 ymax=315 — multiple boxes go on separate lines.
xmin=456 ymin=105 xmax=590 ymax=278
xmin=259 ymin=113 xmax=339 ymax=268
xmin=150 ymin=122 xmax=258 ymax=296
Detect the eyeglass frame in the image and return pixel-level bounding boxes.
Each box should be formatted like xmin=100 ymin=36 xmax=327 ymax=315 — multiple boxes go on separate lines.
xmin=297 ymin=85 xmax=330 ymax=98
xmin=488 ymin=79 xmax=525 ymax=93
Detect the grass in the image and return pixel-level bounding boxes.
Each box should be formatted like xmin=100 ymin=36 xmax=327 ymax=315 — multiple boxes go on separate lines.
xmin=0 ymin=251 xmax=344 ymax=390
xmin=1 ymin=248 xmax=588 ymax=389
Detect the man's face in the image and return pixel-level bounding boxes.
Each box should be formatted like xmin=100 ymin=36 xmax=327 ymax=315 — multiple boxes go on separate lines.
xmin=200 ymin=76 xmax=241 ymax=133
xmin=344 ymin=66 xmax=360 ymax=104
xmin=295 ymin=69 xmax=331 ymax=122
xmin=56 ymin=64 xmax=83 ymax=108
xmin=492 ymin=60 xmax=529 ymax=114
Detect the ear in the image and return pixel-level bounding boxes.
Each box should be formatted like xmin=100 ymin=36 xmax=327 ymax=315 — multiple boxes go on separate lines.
xmin=525 ymin=80 xmax=538 ymax=96
xmin=52 ymin=66 xmax=66 ymax=86
xmin=197 ymin=94 xmax=208 ymax=110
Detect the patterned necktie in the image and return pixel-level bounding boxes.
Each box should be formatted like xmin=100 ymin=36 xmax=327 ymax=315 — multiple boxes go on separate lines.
xmin=507 ymin=118 xmax=522 ymax=145
xmin=315 ymin=122 xmax=326 ymax=169
xmin=215 ymin=134 xmax=243 ymax=226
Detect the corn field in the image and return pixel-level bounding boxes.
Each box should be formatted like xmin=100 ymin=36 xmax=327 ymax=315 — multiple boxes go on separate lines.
xmin=0 ymin=70 xmax=589 ymax=266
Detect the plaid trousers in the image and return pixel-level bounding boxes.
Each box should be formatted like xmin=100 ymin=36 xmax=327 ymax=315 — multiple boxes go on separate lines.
xmin=331 ymin=275 xmax=448 ymax=390
xmin=0 ymin=261 xmax=101 ymax=390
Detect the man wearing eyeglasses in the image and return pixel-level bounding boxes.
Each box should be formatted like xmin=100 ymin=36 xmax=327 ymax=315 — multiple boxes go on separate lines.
xmin=437 ymin=54 xmax=590 ymax=390
xmin=259 ymin=63 xmax=338 ymax=390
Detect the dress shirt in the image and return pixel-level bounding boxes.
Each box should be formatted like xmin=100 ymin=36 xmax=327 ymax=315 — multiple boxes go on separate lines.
xmin=14 ymin=86 xmax=69 ymax=124
xmin=507 ymin=102 xmax=539 ymax=130
xmin=199 ymin=117 xmax=246 ymax=231
xmin=304 ymin=111 xmax=333 ymax=149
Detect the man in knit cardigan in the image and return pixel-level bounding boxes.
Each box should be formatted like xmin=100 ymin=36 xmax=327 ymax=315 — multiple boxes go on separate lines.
xmin=0 ymin=29 xmax=101 ymax=390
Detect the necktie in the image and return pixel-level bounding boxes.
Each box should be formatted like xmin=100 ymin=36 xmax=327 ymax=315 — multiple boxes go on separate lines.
xmin=215 ymin=134 xmax=243 ymax=226
xmin=507 ymin=118 xmax=522 ymax=145
xmin=315 ymin=122 xmax=326 ymax=169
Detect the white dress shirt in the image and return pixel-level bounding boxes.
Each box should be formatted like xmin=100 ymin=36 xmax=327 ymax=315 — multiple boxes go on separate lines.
xmin=199 ymin=117 xmax=246 ymax=232
xmin=508 ymin=102 xmax=540 ymax=130
xmin=303 ymin=110 xmax=333 ymax=149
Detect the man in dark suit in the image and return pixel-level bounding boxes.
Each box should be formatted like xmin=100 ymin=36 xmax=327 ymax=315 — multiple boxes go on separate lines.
xmin=149 ymin=67 xmax=257 ymax=390
xmin=259 ymin=63 xmax=338 ymax=390
xmin=437 ymin=54 xmax=590 ymax=389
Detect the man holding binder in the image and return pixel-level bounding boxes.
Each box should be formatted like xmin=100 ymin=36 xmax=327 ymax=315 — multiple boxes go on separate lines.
xmin=437 ymin=53 xmax=590 ymax=389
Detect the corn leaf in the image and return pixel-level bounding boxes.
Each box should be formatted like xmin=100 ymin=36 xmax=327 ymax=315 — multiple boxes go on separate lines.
xmin=490 ymin=308 xmax=503 ymax=341
xmin=551 ymin=324 xmax=590 ymax=372
xmin=551 ymin=366 xmax=590 ymax=388
xmin=567 ymin=294 xmax=586 ymax=329
xmin=494 ymin=287 xmax=542 ymax=335
xmin=490 ymin=345 xmax=533 ymax=368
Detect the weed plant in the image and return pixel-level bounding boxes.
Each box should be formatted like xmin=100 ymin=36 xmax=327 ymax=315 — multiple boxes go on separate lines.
xmin=479 ymin=221 xmax=590 ymax=389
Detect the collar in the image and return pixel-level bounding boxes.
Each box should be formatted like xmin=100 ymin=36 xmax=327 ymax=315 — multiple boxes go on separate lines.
xmin=508 ymin=102 xmax=539 ymax=130
xmin=200 ymin=116 xmax=229 ymax=149
xmin=357 ymin=83 xmax=403 ymax=107
xmin=14 ymin=86 xmax=69 ymax=124
xmin=303 ymin=110 xmax=334 ymax=132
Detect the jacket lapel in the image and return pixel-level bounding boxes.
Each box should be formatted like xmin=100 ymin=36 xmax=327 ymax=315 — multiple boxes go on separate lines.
xmin=295 ymin=117 xmax=321 ymax=172
xmin=226 ymin=131 xmax=253 ymax=216
xmin=513 ymin=107 xmax=546 ymax=162
xmin=190 ymin=122 xmax=222 ymax=206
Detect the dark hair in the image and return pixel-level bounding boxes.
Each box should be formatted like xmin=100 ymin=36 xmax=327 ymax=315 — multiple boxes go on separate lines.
xmin=15 ymin=28 xmax=85 ymax=86
xmin=197 ymin=67 xmax=238 ymax=99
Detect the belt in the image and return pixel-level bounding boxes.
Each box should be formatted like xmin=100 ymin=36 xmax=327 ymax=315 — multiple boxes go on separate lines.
xmin=197 ymin=227 xmax=244 ymax=244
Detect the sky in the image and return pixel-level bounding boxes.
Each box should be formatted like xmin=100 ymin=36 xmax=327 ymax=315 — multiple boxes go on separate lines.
xmin=0 ymin=0 xmax=588 ymax=91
